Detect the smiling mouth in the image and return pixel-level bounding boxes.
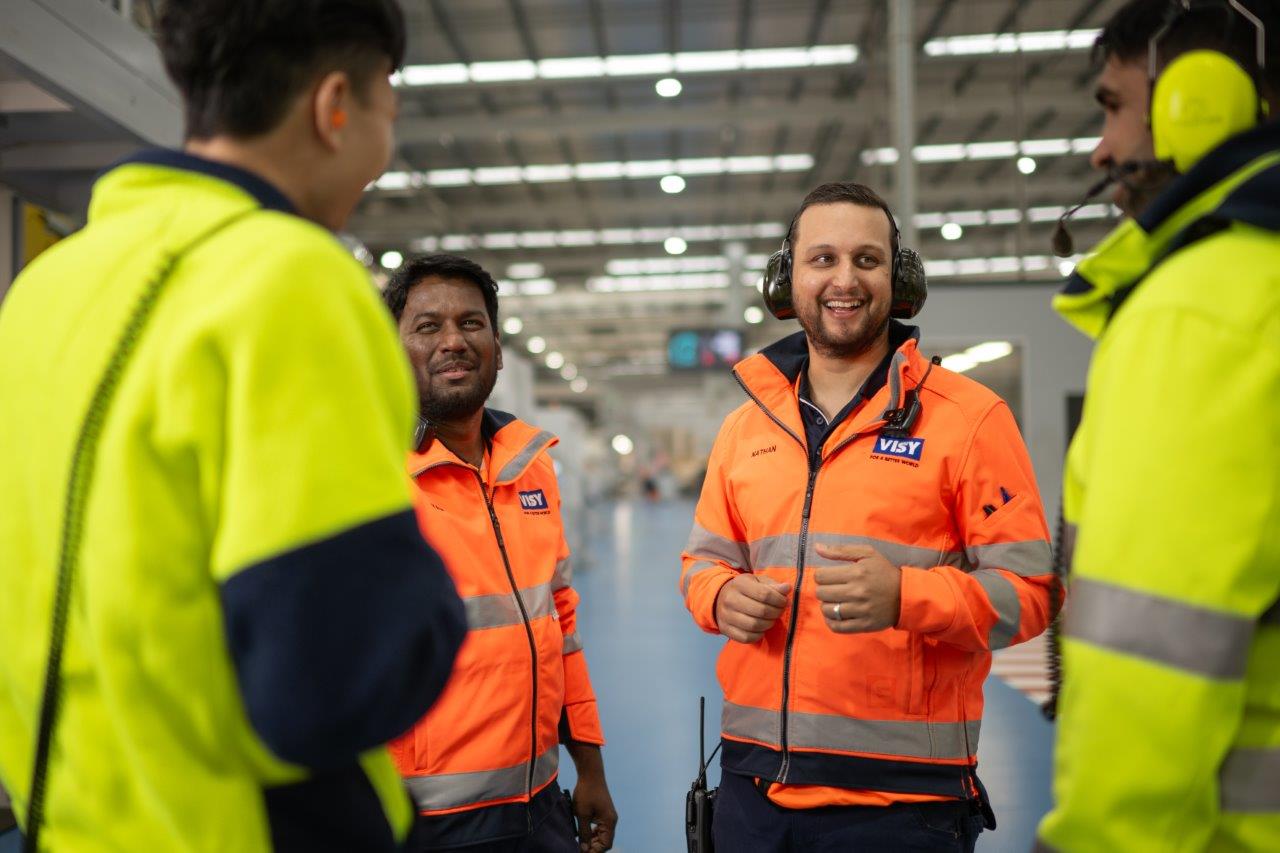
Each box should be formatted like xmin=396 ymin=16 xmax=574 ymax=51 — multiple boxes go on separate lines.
xmin=432 ymin=362 xmax=475 ymax=379
xmin=823 ymin=298 xmax=866 ymax=316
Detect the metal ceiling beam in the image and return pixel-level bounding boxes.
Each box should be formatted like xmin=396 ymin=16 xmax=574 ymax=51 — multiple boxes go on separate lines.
xmin=394 ymin=85 xmax=1096 ymax=143
xmin=350 ymin=178 xmax=1101 ymax=238
xmin=1 ymin=0 xmax=180 ymax=146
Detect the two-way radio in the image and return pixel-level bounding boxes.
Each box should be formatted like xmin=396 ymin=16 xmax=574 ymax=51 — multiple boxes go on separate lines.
xmin=685 ymin=696 xmax=720 ymax=853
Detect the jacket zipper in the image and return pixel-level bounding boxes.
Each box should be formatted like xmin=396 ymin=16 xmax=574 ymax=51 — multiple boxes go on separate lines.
xmin=733 ymin=371 xmax=816 ymax=783
xmin=734 ymin=372 xmax=896 ymax=782
xmin=476 ymin=471 xmax=539 ymax=830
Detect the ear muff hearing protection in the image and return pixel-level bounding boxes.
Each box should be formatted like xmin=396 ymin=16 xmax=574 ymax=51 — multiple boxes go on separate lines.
xmin=761 ymin=213 xmax=928 ymax=321
xmin=1148 ymin=1 xmax=1269 ymax=173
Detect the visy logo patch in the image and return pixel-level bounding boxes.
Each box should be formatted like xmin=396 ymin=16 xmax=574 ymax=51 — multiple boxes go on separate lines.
xmin=872 ymin=436 xmax=925 ymax=461
xmin=519 ymin=489 xmax=549 ymax=511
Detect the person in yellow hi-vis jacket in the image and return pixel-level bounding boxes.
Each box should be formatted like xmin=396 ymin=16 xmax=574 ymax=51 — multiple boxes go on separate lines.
xmin=1038 ymin=1 xmax=1280 ymax=850
xmin=0 ymin=1 xmax=466 ymax=850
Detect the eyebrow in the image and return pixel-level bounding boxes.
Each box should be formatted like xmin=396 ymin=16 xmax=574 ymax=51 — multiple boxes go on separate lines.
xmin=803 ymin=242 xmax=887 ymax=254
xmin=409 ymin=309 xmax=486 ymax=323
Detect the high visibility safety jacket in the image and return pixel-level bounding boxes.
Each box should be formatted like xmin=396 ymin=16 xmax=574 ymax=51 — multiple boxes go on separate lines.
xmin=1037 ymin=123 xmax=1280 ymax=851
xmin=391 ymin=410 xmax=604 ymax=844
xmin=681 ymin=328 xmax=1055 ymax=805
xmin=0 ymin=150 xmax=467 ymax=851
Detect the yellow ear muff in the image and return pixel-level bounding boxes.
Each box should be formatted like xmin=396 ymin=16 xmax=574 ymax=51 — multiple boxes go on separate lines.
xmin=1151 ymin=50 xmax=1260 ymax=173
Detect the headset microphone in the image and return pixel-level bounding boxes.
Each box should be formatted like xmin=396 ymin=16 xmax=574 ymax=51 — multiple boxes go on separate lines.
xmin=1050 ymin=161 xmax=1175 ymax=258
xmin=1052 ymin=173 xmax=1116 ymax=258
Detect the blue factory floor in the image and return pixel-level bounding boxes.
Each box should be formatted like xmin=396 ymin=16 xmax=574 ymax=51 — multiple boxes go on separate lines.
xmin=559 ymin=499 xmax=1055 ymax=852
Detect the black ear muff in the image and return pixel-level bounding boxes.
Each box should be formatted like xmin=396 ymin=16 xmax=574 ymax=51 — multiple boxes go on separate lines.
xmin=762 ymin=242 xmax=795 ymax=319
xmin=890 ymin=247 xmax=928 ymax=319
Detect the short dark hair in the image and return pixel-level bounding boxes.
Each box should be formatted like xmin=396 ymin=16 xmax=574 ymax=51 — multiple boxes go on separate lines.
xmin=1094 ymin=0 xmax=1279 ymax=96
xmin=383 ymin=253 xmax=501 ymax=331
xmin=787 ymin=182 xmax=900 ymax=257
xmin=158 ymin=0 xmax=407 ymax=140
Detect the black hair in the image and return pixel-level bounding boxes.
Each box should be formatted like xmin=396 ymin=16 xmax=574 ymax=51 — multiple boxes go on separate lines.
xmin=157 ymin=0 xmax=406 ymax=140
xmin=383 ymin=253 xmax=501 ymax=331
xmin=1094 ymin=0 xmax=1279 ymax=96
xmin=786 ymin=182 xmax=900 ymax=257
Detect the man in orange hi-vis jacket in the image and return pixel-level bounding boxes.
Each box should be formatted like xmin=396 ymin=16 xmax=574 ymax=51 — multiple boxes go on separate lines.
xmin=383 ymin=254 xmax=617 ymax=853
xmin=680 ymin=182 xmax=1056 ymax=852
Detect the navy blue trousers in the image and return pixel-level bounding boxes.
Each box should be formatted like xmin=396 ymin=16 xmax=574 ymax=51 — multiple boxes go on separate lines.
xmin=712 ymin=770 xmax=985 ymax=852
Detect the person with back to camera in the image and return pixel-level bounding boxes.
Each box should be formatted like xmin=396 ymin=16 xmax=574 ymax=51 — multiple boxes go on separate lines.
xmin=0 ymin=1 xmax=467 ymax=850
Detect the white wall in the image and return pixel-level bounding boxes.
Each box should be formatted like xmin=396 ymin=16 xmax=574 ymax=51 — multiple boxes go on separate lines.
xmin=489 ymin=348 xmax=535 ymax=416
xmin=915 ymin=283 xmax=1093 ymax=522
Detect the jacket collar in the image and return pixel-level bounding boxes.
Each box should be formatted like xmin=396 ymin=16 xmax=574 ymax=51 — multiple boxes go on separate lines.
xmin=108 ymin=148 xmax=297 ymax=215
xmin=1056 ymin=120 xmax=1280 ymax=340
xmin=408 ymin=408 xmax=558 ymax=486
xmin=733 ymin=321 xmax=923 ymax=451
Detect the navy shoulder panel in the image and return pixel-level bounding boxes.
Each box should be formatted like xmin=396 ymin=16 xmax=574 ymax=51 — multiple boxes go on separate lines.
xmin=263 ymin=764 xmax=401 ymax=852
xmin=220 ymin=509 xmax=466 ymax=768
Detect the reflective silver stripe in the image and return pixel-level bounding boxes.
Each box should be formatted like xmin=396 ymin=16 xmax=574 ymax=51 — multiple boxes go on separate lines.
xmin=681 ymin=560 xmax=724 ymax=596
xmin=464 ymin=582 xmax=555 ymax=630
xmin=684 ymin=523 xmax=749 ymax=569
xmin=1065 ymin=577 xmax=1254 ymax=680
xmin=750 ymin=532 xmax=965 ymax=573
xmin=722 ymin=701 xmax=979 ymax=760
xmin=972 ymin=569 xmax=1020 ymax=649
xmin=551 ymin=557 xmax=572 ymax=591
xmin=1220 ymin=747 xmax=1280 ymax=812
xmin=876 ymin=349 xmax=910 ymax=420
xmin=964 ymin=540 xmax=1052 ymax=577
xmin=561 ymin=630 xmax=584 ymax=654
xmin=405 ymin=745 xmax=559 ymax=811
xmin=495 ymin=429 xmax=556 ymax=483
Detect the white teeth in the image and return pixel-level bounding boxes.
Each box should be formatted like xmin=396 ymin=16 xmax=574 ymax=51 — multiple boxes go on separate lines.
xmin=825 ymin=299 xmax=864 ymax=309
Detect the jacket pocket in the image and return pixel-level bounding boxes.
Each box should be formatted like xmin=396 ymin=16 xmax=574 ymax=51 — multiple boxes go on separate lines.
xmin=907 ymin=631 xmax=927 ymax=716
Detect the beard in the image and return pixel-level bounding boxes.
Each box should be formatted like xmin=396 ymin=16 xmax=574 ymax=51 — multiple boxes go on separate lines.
xmin=421 ymin=362 xmax=498 ymax=424
xmin=795 ymin=294 xmax=891 ymax=359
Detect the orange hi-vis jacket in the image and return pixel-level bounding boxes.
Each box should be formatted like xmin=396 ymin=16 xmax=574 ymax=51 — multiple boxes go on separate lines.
xmin=390 ymin=410 xmax=603 ymax=839
xmin=681 ymin=327 xmax=1054 ymax=806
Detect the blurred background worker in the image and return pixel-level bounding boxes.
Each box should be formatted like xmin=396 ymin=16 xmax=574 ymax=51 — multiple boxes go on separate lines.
xmin=1038 ymin=1 xmax=1280 ymax=849
xmin=680 ymin=182 xmax=1055 ymax=852
xmin=382 ymin=255 xmax=618 ymax=853
xmin=0 ymin=1 xmax=466 ymax=850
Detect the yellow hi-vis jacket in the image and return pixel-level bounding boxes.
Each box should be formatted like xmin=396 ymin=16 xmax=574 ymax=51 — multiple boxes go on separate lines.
xmin=0 ymin=150 xmax=466 ymax=851
xmin=1037 ymin=121 xmax=1280 ymax=851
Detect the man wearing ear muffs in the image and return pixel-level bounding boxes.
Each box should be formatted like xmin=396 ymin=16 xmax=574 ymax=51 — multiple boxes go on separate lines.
xmin=678 ymin=182 xmax=1055 ymax=851
xmin=1038 ymin=2 xmax=1280 ymax=851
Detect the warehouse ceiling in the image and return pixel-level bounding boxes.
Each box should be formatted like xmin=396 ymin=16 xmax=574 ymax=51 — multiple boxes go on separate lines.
xmin=349 ymin=0 xmax=1125 ymax=405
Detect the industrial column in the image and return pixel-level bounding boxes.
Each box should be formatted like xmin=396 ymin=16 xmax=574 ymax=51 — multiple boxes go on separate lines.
xmin=889 ymin=0 xmax=918 ymax=246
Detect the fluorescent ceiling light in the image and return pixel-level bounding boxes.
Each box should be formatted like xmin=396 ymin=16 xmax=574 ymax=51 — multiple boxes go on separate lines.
xmin=585 ymin=272 xmax=760 ymax=293
xmin=497 ymin=278 xmax=557 ymax=296
xmin=940 ymin=353 xmax=979 ymax=373
xmin=965 ymin=341 xmax=1014 ymax=363
xmin=507 ymin=262 xmax=544 ymax=279
xmin=371 ymin=154 xmax=813 ymax=193
xmin=923 ymin=254 xmax=1083 ymax=278
xmin=405 ymin=203 xmax=1115 ymax=257
xmin=394 ymin=45 xmax=858 ymax=88
xmin=923 ymin=28 xmax=1100 ymax=57
xmin=862 ymin=137 xmax=1100 ymax=166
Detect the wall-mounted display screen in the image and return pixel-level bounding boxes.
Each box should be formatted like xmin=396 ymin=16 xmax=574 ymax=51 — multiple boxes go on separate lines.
xmin=667 ymin=329 xmax=745 ymax=371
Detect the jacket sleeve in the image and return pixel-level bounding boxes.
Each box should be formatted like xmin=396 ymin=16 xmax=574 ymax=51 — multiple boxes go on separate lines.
xmin=1038 ymin=301 xmax=1280 ymax=851
xmin=895 ymin=400 xmax=1056 ymax=652
xmin=206 ymin=242 xmax=466 ymax=770
xmin=548 ymin=476 xmax=604 ymax=745
xmin=680 ymin=411 xmax=751 ymax=634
